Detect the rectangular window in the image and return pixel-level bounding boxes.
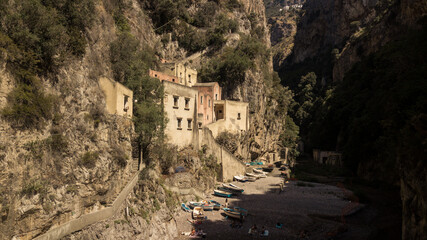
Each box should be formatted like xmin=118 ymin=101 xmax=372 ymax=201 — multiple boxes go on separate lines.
xmin=207 ymin=115 xmax=209 ymax=120
xmin=188 ymin=74 xmax=192 ymax=83
xmin=201 ymin=96 xmax=203 ymax=104
xmin=208 ymin=99 xmax=211 ymax=108
xmin=187 ymin=119 xmax=192 ymax=130
xmin=185 ymin=98 xmax=190 ymax=109
xmin=198 ymin=122 xmax=202 ymax=128
xmin=215 ymin=94 xmax=218 ymax=100
xmin=123 ymin=95 xmax=129 ymax=112
xmin=177 ymin=118 xmax=182 ymax=129
xmin=237 ymin=113 xmax=241 ymax=120
xmin=173 ymin=96 xmax=179 ymax=108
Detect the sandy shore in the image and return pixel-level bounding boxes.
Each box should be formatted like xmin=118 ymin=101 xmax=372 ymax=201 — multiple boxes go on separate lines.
xmin=174 ymin=170 xmax=365 ymax=240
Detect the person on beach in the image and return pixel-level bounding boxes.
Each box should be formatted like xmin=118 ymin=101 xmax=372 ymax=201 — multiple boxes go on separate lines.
xmin=249 ymin=224 xmax=258 ymax=236
xmin=225 ymin=198 xmax=229 ymax=208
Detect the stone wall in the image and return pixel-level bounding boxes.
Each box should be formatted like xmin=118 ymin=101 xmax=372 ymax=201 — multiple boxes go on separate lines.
xmin=29 ymin=171 xmax=140 ymax=240
xmin=149 ymin=70 xmax=182 ymax=84
xmin=200 ymin=128 xmax=246 ymax=181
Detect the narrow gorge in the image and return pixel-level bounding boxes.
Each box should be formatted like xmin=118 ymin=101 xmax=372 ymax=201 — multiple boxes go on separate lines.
xmin=0 ymin=0 xmax=425 ymax=239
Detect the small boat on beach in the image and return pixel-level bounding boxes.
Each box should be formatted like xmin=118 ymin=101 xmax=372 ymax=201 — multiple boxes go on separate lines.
xmin=192 ymin=207 xmax=204 ymax=220
xmin=223 ymin=207 xmax=247 ymax=219
xmin=234 ymin=175 xmax=248 ymax=182
xmin=253 ymin=168 xmax=268 ymax=174
xmin=200 ymin=200 xmax=215 ymax=211
xmin=246 ymin=172 xmax=261 ymax=179
xmin=208 ymin=200 xmax=221 ymax=210
xmin=222 ymin=183 xmax=244 ymax=193
xmin=262 ymin=167 xmax=274 ymax=172
xmin=188 ymin=201 xmax=202 ymax=209
xmin=181 ymin=203 xmax=191 ymax=212
xmin=246 ymin=176 xmax=257 ymax=182
xmin=214 ymin=189 xmax=233 ymax=198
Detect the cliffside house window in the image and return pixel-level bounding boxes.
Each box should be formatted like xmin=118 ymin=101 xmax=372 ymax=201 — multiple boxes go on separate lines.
xmin=155 ymin=74 xmax=158 ymax=77
xmin=188 ymin=75 xmax=192 ymax=83
xmin=207 ymin=115 xmax=209 ymax=120
xmin=187 ymin=119 xmax=192 ymax=130
xmin=208 ymin=99 xmax=211 ymax=107
xmin=198 ymin=122 xmax=202 ymax=128
xmin=173 ymin=96 xmax=179 ymax=108
xmin=177 ymin=118 xmax=182 ymax=130
xmin=215 ymin=94 xmax=218 ymax=100
xmin=185 ymin=98 xmax=190 ymax=109
xmin=123 ymin=95 xmax=129 ymax=112
xmin=172 ymin=78 xmax=175 ymax=82
xmin=201 ymin=96 xmax=203 ymax=104
xmin=237 ymin=113 xmax=241 ymax=120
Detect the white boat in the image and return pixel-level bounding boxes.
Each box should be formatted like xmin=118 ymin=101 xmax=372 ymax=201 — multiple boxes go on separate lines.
xmin=246 ymin=172 xmax=260 ymax=179
xmin=246 ymin=176 xmax=257 ymax=182
xmin=192 ymin=207 xmax=204 ymax=219
xmin=222 ymin=183 xmax=244 ymax=193
xmin=253 ymin=168 xmax=268 ymax=174
xmin=234 ymin=175 xmax=248 ymax=182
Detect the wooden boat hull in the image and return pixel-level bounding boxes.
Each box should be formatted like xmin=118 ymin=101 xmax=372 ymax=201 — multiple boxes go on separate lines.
xmin=214 ymin=190 xmax=233 ymax=198
xmin=246 ymin=173 xmax=260 ymax=179
xmin=234 ymin=176 xmax=248 ymax=182
xmin=202 ymin=204 xmax=214 ymax=211
xmin=246 ymin=176 xmax=257 ymax=182
xmin=222 ymin=183 xmax=244 ymax=193
xmin=262 ymin=167 xmax=274 ymax=172
xmin=223 ymin=208 xmax=245 ymax=219
xmin=192 ymin=207 xmax=204 ymax=219
xmin=208 ymin=200 xmax=221 ymax=210
xmin=181 ymin=203 xmax=191 ymax=212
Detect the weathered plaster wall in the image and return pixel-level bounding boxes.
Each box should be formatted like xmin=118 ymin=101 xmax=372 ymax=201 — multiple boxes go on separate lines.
xmin=163 ymin=81 xmax=198 ymax=148
xmin=193 ymin=82 xmax=221 ymax=126
xmin=160 ymin=63 xmax=197 ymax=87
xmin=149 ymin=70 xmax=181 ymax=84
xmin=200 ymin=128 xmax=246 ymax=181
xmin=98 ymin=77 xmax=133 ymax=118
xmin=208 ymin=100 xmax=249 ymax=138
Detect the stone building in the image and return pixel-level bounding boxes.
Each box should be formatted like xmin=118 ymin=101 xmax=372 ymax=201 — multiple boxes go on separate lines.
xmin=150 ymin=63 xmax=249 ymax=151
xmin=98 ymin=77 xmax=133 ymax=118
xmin=192 ymin=82 xmax=222 ymax=127
xmin=313 ymin=149 xmax=343 ymax=166
xmin=159 ymin=63 xmax=197 ymax=87
xmin=163 ymin=81 xmax=199 ymax=148
xmin=208 ymin=100 xmax=249 ymax=138
xmin=149 ymin=70 xmax=180 ymax=84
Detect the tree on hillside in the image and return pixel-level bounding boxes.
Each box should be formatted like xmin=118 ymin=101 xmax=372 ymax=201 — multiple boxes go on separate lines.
xmin=292 ymin=72 xmax=316 ymax=127
xmin=110 ymin=33 xmax=165 ymax=167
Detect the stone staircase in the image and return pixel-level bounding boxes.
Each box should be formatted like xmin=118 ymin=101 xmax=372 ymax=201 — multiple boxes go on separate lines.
xmin=106 ymin=159 xmax=139 ymax=207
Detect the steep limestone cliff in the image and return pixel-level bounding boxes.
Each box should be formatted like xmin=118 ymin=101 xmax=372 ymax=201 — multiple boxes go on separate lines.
xmin=270 ymin=0 xmax=426 ymax=238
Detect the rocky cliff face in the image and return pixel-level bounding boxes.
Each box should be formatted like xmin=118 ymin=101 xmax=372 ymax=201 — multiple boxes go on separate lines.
xmin=270 ymin=0 xmax=426 ymax=238
xmin=1 ymin=0 xmax=284 ymax=238
xmin=0 ymin=0 xmax=154 ymax=238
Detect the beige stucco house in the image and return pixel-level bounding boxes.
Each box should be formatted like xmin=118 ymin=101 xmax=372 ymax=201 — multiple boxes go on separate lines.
xmin=208 ymin=100 xmax=249 ymax=138
xmin=98 ymin=77 xmax=133 ymax=118
xmin=160 ymin=63 xmax=197 ymax=87
xmin=162 ymin=81 xmax=199 ymax=148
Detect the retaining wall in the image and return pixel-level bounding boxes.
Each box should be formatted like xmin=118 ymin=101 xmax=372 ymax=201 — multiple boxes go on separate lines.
xmin=200 ymin=128 xmax=245 ymax=181
xmin=32 ymin=172 xmax=140 ymax=240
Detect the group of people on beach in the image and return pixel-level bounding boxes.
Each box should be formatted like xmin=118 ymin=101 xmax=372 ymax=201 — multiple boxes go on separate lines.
xmin=248 ymin=224 xmax=269 ymax=237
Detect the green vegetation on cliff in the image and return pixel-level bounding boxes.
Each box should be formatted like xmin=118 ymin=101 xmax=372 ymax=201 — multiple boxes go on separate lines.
xmin=310 ymin=22 xmax=427 ymax=182
xmin=0 ymin=0 xmax=94 ymax=129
